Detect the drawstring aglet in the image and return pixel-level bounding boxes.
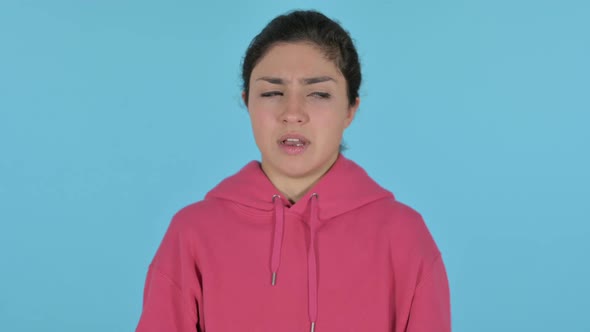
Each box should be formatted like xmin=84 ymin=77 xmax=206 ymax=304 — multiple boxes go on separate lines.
xmin=271 ymin=272 xmax=277 ymax=286
xmin=310 ymin=321 xmax=316 ymax=332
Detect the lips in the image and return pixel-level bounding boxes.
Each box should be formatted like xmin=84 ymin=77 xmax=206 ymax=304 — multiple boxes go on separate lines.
xmin=278 ymin=133 xmax=310 ymax=146
xmin=277 ymin=133 xmax=310 ymax=156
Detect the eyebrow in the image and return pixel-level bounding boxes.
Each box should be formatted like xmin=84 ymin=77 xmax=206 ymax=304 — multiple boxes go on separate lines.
xmin=255 ymin=76 xmax=336 ymax=85
xmin=302 ymin=76 xmax=336 ymax=84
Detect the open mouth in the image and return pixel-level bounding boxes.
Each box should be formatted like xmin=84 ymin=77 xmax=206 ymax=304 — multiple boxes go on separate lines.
xmin=278 ymin=134 xmax=310 ymax=155
xmin=278 ymin=133 xmax=310 ymax=145
xmin=280 ymin=138 xmax=307 ymax=147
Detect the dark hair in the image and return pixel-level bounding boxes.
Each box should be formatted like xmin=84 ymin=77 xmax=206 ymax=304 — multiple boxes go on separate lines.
xmin=241 ymin=10 xmax=361 ymax=107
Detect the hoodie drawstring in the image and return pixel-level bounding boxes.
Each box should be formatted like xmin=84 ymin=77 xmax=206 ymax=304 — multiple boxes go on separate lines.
xmin=271 ymin=194 xmax=285 ymax=286
xmin=308 ymin=193 xmax=319 ymax=332
xmin=270 ymin=193 xmax=320 ymax=332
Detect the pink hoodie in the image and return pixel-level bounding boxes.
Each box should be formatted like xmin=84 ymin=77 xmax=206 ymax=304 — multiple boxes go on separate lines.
xmin=136 ymin=154 xmax=451 ymax=332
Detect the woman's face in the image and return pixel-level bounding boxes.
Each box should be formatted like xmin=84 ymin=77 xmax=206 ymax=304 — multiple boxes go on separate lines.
xmin=245 ymin=42 xmax=359 ymax=183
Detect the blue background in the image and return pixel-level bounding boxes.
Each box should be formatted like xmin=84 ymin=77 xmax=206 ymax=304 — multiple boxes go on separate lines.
xmin=1 ymin=1 xmax=588 ymax=331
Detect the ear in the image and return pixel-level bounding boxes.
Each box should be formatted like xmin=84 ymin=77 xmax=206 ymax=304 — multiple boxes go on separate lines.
xmin=241 ymin=91 xmax=248 ymax=106
xmin=344 ymin=97 xmax=360 ymax=128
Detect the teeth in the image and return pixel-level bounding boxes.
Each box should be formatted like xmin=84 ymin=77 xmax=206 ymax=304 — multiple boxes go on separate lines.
xmin=282 ymin=137 xmax=305 ymax=147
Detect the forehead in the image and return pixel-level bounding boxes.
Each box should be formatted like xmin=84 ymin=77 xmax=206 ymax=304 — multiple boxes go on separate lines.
xmin=251 ymin=42 xmax=342 ymax=79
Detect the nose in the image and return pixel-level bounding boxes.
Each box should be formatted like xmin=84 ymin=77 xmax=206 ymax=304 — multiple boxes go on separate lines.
xmin=280 ymin=95 xmax=308 ymax=124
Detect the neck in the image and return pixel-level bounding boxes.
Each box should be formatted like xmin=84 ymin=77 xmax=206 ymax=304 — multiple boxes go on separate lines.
xmin=262 ymin=154 xmax=339 ymax=204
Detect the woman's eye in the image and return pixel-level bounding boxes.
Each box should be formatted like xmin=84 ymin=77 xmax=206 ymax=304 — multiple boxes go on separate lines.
xmin=310 ymin=92 xmax=331 ymax=99
xmin=260 ymin=91 xmax=283 ymax=97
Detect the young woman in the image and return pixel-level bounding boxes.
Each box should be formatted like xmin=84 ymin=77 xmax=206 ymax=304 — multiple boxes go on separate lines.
xmin=136 ymin=10 xmax=451 ymax=332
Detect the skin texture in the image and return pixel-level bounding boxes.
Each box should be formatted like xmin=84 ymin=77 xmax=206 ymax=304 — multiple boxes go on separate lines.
xmin=243 ymin=42 xmax=360 ymax=203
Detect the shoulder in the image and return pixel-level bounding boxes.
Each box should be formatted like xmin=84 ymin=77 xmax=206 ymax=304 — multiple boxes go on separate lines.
xmin=373 ymin=197 xmax=440 ymax=260
xmin=165 ymin=198 xmax=227 ymax=234
xmin=367 ymin=196 xmax=424 ymax=227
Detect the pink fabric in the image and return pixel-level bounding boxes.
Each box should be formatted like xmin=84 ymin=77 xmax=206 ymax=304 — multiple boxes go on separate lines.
xmin=136 ymin=154 xmax=451 ymax=332
xmin=307 ymin=193 xmax=319 ymax=329
xmin=271 ymin=195 xmax=285 ymax=286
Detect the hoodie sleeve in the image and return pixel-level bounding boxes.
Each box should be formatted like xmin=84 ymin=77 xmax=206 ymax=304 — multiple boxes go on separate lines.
xmin=406 ymin=254 xmax=451 ymax=332
xmin=136 ymin=210 xmax=202 ymax=332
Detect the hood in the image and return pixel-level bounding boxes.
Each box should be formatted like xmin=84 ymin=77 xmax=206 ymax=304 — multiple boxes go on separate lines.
xmin=205 ymin=153 xmax=394 ymax=220
xmin=204 ymin=153 xmax=394 ymax=332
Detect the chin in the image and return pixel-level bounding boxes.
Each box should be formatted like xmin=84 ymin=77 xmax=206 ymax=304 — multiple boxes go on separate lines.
xmin=280 ymin=159 xmax=315 ymax=177
xmin=282 ymin=164 xmax=318 ymax=179
xmin=263 ymin=154 xmax=316 ymax=179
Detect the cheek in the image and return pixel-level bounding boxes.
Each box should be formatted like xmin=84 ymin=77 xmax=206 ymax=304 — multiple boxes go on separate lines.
xmin=249 ymin=110 xmax=275 ymax=137
xmin=313 ymin=110 xmax=349 ymax=137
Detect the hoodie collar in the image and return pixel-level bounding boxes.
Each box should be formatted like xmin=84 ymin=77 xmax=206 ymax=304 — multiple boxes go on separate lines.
xmin=205 ymin=154 xmax=393 ymax=220
xmin=205 ymin=154 xmax=394 ymax=332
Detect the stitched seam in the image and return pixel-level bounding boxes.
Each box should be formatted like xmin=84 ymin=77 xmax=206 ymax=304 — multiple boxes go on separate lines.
xmin=149 ymin=265 xmax=197 ymax=320
xmin=415 ymin=252 xmax=442 ymax=290
xmin=150 ymin=264 xmax=183 ymax=293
